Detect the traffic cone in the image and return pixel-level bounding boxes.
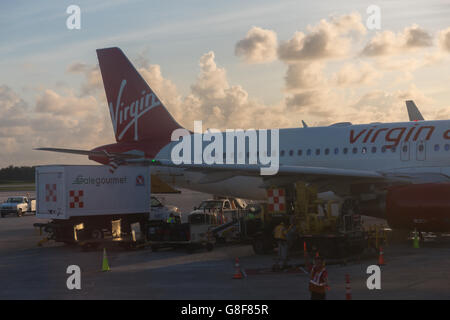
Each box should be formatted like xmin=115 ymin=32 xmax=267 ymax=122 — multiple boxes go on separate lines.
xmin=232 ymin=258 xmax=243 ymax=279
xmin=413 ymin=229 xmax=420 ymax=249
xmin=102 ymin=248 xmax=110 ymax=272
xmin=378 ymin=246 xmax=385 ymax=266
xmin=345 ymin=274 xmax=352 ymax=300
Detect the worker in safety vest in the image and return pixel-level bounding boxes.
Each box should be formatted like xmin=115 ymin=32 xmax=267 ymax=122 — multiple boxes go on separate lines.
xmin=309 ymin=255 xmax=328 ymax=300
xmin=273 ymin=221 xmax=288 ymax=268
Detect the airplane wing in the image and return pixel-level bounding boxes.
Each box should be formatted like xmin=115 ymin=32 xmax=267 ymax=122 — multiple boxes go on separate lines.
xmin=406 ymin=100 xmax=425 ymax=121
xmin=35 ymin=147 xmax=142 ymax=159
xmin=129 ymin=158 xmax=385 ymax=180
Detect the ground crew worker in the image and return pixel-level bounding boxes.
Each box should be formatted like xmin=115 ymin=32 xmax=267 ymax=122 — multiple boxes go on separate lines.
xmin=167 ymin=213 xmax=176 ymax=224
xmin=309 ymin=255 xmax=328 ymax=300
xmin=273 ymin=221 xmax=288 ymax=269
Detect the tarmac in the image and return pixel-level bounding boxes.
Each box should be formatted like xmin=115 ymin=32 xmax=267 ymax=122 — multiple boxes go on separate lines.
xmin=1 ymin=213 xmax=450 ymax=299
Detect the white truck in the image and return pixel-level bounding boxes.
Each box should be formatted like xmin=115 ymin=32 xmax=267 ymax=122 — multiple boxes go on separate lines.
xmin=189 ymin=198 xmax=248 ymax=243
xmin=34 ymin=165 xmax=151 ymax=246
xmin=0 ymin=196 xmax=36 ymax=217
xmin=149 ymin=196 xmax=181 ymax=223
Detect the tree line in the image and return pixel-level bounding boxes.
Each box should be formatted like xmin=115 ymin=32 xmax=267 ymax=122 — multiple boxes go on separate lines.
xmin=0 ymin=166 xmax=35 ymax=183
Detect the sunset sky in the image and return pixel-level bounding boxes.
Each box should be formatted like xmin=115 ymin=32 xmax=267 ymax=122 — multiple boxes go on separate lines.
xmin=1 ymin=0 xmax=450 ymax=167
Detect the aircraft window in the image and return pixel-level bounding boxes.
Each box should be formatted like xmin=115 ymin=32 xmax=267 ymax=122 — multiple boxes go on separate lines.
xmin=362 ymin=147 xmax=367 ymax=154
xmin=343 ymin=148 xmax=348 ymax=154
xmin=445 ymin=144 xmax=450 ymax=151
xmin=434 ymin=144 xmax=440 ymax=151
xmin=418 ymin=144 xmax=424 ymax=152
xmin=371 ymin=146 xmax=377 ymax=153
xmin=280 ymin=150 xmax=285 ymax=156
xmin=382 ymin=146 xmax=387 ymax=153
xmin=325 ymin=148 xmax=330 ymax=155
xmin=289 ymin=150 xmax=294 ymax=156
xmin=334 ymin=148 xmax=339 ymax=155
xmin=402 ymin=145 xmax=408 ymax=153
xmin=315 ymin=149 xmax=321 ymax=156
xmin=297 ymin=149 xmax=302 ymax=156
xmin=307 ymin=149 xmax=312 ymax=156
xmin=352 ymin=147 xmax=358 ymax=154
xmin=391 ymin=146 xmax=396 ymax=153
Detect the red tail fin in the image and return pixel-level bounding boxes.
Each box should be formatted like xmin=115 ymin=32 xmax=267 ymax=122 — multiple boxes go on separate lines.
xmin=96 ymin=47 xmax=182 ymax=143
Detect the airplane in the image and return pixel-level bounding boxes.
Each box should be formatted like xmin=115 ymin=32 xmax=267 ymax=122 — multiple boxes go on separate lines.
xmin=38 ymin=47 xmax=450 ymax=232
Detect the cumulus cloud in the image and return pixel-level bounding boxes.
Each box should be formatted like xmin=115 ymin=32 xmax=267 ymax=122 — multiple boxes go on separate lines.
xmin=331 ymin=62 xmax=381 ymax=86
xmin=361 ymin=25 xmax=433 ymax=57
xmin=35 ymin=89 xmax=98 ymax=116
xmin=284 ymin=62 xmax=326 ymax=91
xmin=278 ymin=13 xmax=366 ymax=62
xmin=439 ymin=27 xmax=450 ymax=52
xmin=67 ymin=63 xmax=102 ymax=96
xmin=235 ymin=27 xmax=278 ymax=63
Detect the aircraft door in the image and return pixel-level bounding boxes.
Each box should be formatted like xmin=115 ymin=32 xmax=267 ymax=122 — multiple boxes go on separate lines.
xmin=416 ymin=140 xmax=426 ymax=161
xmin=400 ymin=141 xmax=410 ymax=161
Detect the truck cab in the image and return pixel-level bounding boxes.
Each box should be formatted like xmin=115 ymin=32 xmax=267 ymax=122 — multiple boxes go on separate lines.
xmin=1 ymin=196 xmax=36 ymax=217
xmin=190 ymin=199 xmax=238 ymax=224
xmin=149 ymin=196 xmax=181 ymax=223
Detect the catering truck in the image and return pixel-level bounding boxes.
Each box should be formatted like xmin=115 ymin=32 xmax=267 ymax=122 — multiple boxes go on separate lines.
xmin=34 ymin=165 xmax=151 ymax=246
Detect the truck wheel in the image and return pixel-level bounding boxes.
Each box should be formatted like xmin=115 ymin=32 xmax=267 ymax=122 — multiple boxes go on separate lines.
xmin=206 ymin=243 xmax=214 ymax=252
xmin=91 ymin=229 xmax=104 ymax=240
xmin=17 ymin=209 xmax=22 ymax=217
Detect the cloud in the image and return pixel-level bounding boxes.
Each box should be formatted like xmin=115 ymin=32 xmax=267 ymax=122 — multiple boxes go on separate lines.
xmin=439 ymin=27 xmax=450 ymax=52
xmin=67 ymin=63 xmax=103 ymax=96
xmin=284 ymin=62 xmax=326 ymax=91
xmin=235 ymin=27 xmax=278 ymax=63
xmin=278 ymin=12 xmax=366 ymax=62
xmin=331 ymin=62 xmax=381 ymax=86
xmin=361 ymin=25 xmax=433 ymax=57
xmin=35 ymin=89 xmax=98 ymax=116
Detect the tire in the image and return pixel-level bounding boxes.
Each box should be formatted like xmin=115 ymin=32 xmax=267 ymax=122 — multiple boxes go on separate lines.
xmin=206 ymin=243 xmax=214 ymax=252
xmin=91 ymin=229 xmax=104 ymax=240
xmin=17 ymin=209 xmax=22 ymax=217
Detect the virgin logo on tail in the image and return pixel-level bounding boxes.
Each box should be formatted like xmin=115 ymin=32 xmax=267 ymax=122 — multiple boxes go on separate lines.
xmin=109 ymin=79 xmax=161 ymax=141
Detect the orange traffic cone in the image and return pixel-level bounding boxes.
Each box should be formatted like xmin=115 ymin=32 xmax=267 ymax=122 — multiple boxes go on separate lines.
xmin=232 ymin=258 xmax=243 ymax=279
xmin=378 ymin=246 xmax=385 ymax=266
xmin=345 ymin=274 xmax=352 ymax=300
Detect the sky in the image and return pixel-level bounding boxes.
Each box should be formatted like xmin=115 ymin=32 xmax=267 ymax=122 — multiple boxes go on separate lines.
xmin=0 ymin=0 xmax=450 ymax=168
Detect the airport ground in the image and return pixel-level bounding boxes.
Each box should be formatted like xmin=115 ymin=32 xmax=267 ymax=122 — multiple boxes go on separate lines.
xmin=0 ymin=190 xmax=450 ymax=300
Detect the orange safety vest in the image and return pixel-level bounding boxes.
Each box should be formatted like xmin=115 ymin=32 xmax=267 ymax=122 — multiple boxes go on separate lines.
xmin=309 ymin=266 xmax=327 ymax=294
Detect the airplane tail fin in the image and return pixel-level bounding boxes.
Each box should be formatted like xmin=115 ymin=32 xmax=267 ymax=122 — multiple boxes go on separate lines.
xmin=96 ymin=47 xmax=182 ymax=143
xmin=406 ymin=100 xmax=425 ymax=121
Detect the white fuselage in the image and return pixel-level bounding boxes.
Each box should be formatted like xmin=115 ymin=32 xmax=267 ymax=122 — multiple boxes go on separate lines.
xmin=153 ymin=120 xmax=450 ymax=200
